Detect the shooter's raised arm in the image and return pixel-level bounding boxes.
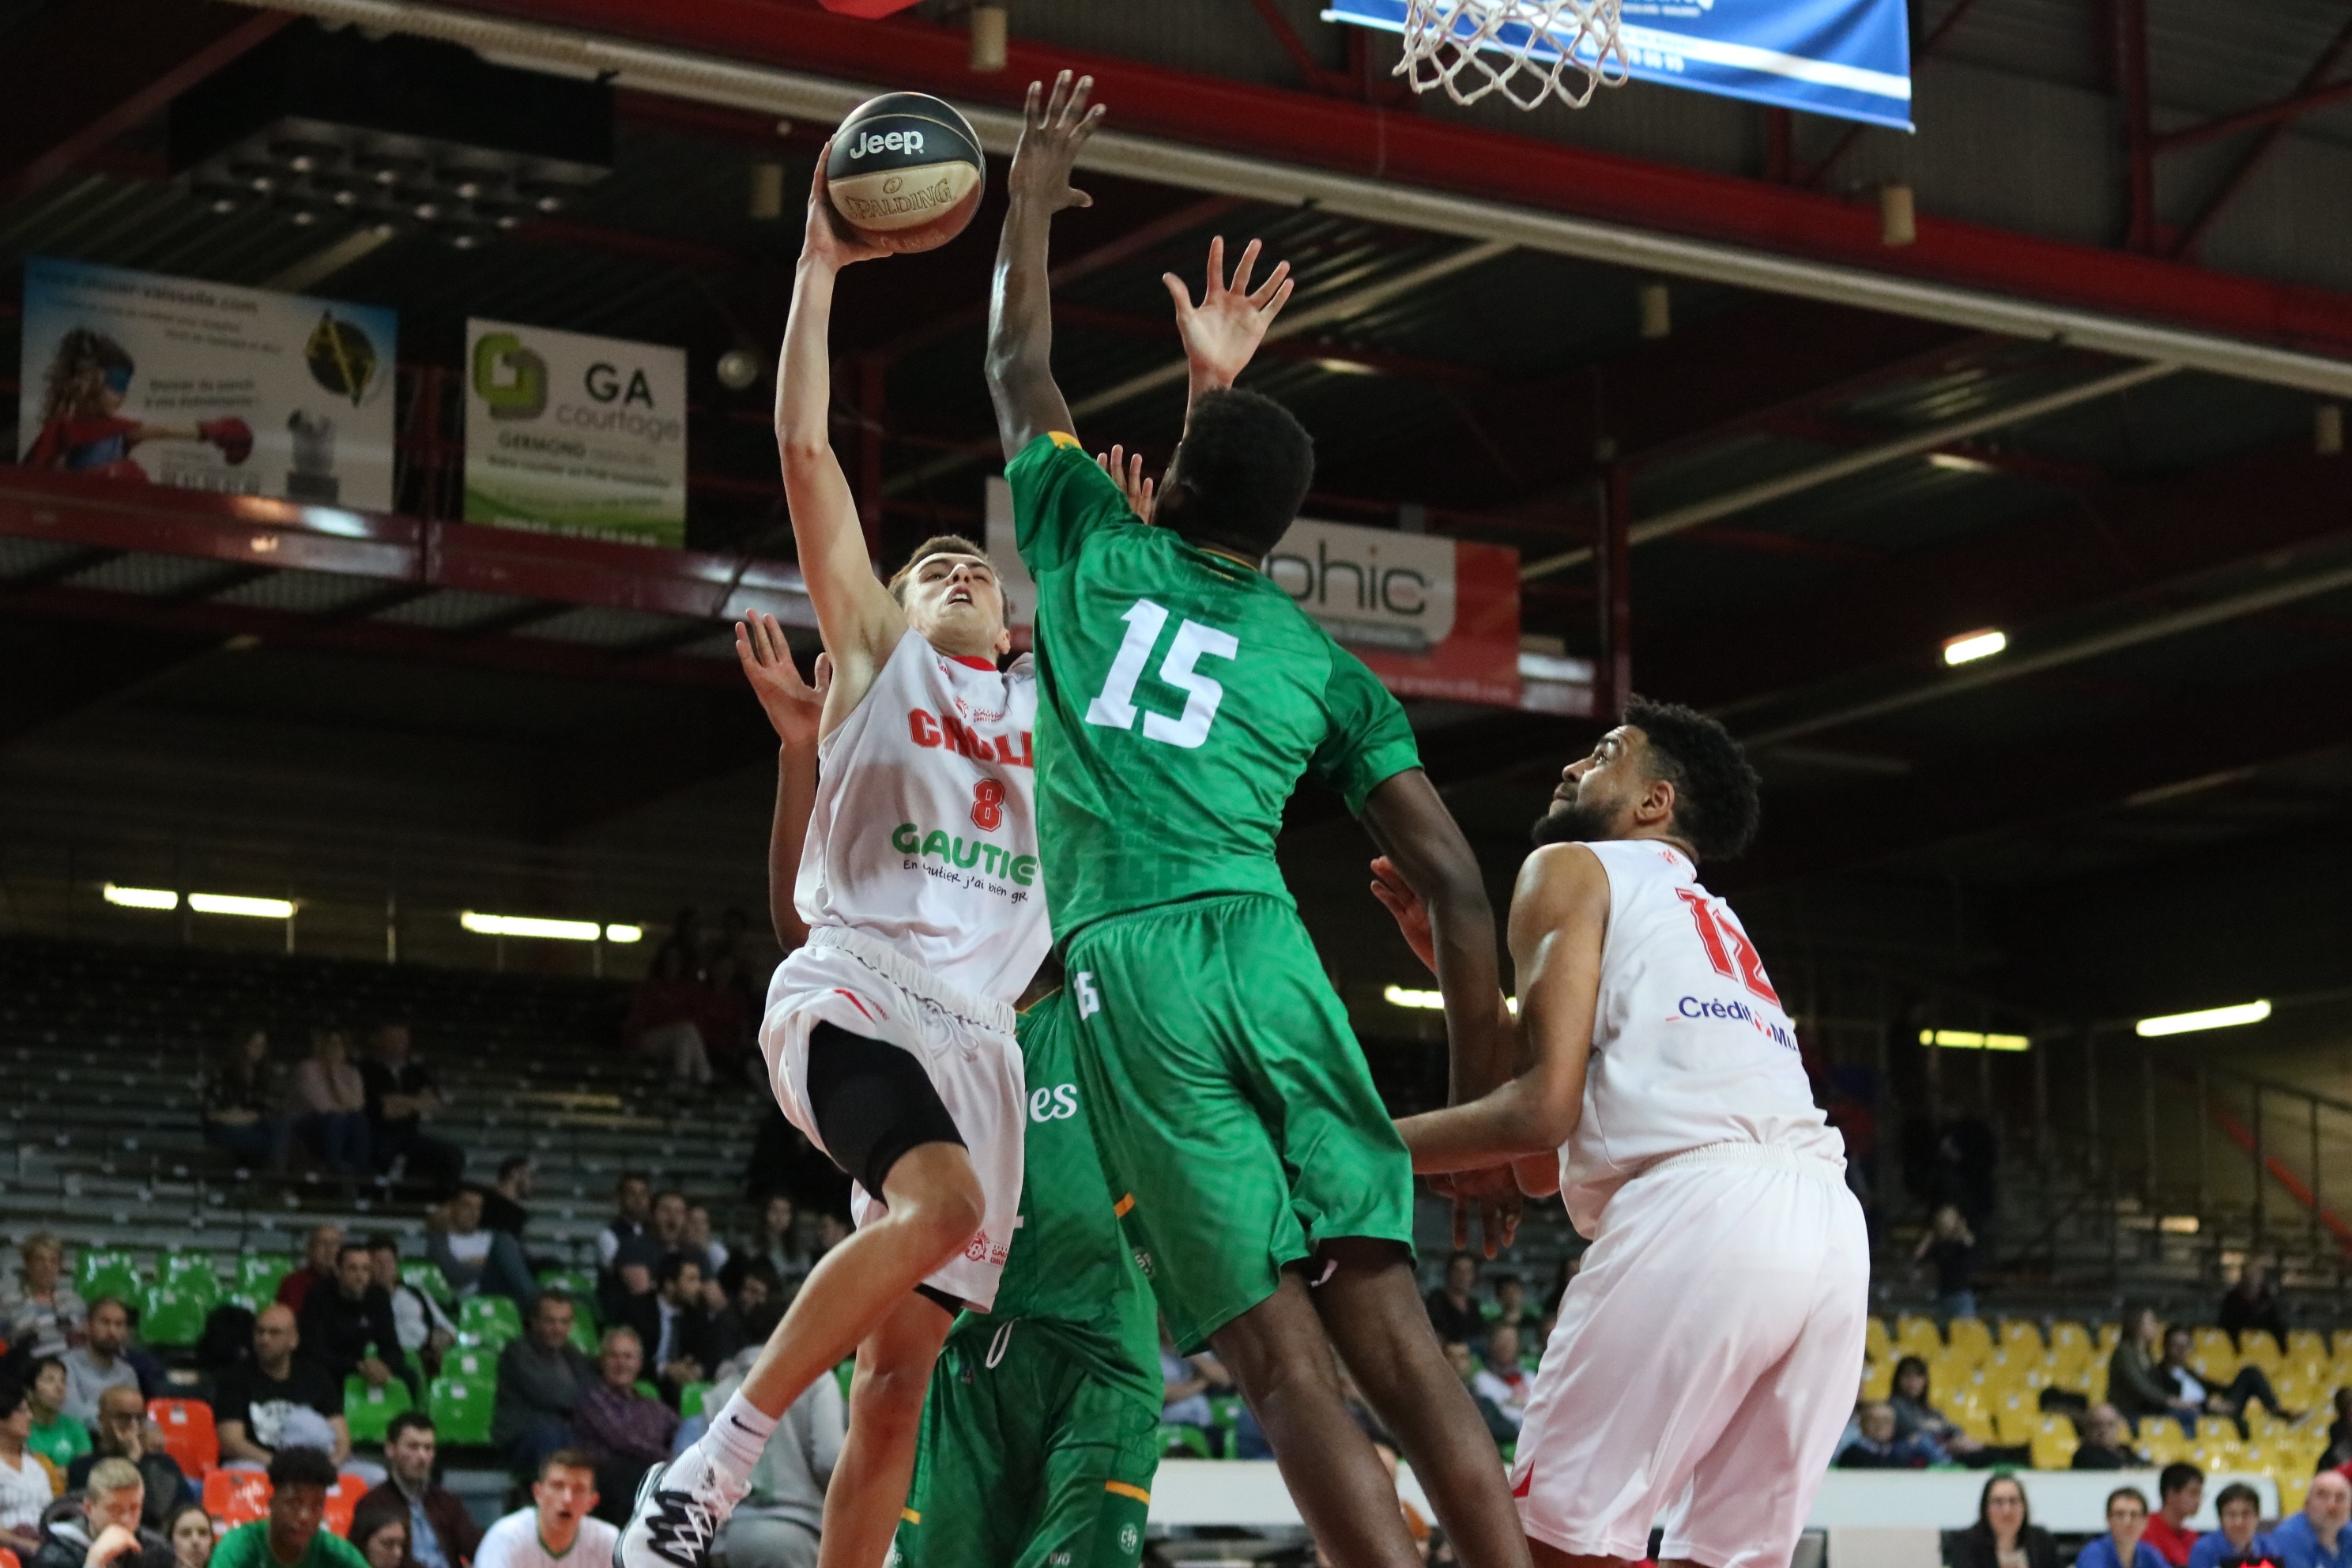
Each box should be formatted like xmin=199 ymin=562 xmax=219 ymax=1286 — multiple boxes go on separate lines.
xmin=986 ymin=71 xmax=1103 ymax=459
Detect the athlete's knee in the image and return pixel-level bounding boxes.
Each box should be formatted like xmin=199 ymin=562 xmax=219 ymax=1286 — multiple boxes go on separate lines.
xmin=847 ymin=1354 xmax=932 ymax=1438
xmin=884 ymin=1145 xmax=986 ymax=1258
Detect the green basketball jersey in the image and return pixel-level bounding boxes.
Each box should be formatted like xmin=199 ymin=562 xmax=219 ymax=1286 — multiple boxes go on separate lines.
xmin=959 ymin=986 xmax=1160 ymax=1415
xmin=1008 ymin=433 xmax=1421 ymax=940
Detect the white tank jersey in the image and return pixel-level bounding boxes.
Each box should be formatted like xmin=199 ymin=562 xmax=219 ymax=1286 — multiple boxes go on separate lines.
xmin=1559 ymin=839 xmax=1844 ymax=1234
xmin=796 ymin=626 xmax=1050 ymax=1004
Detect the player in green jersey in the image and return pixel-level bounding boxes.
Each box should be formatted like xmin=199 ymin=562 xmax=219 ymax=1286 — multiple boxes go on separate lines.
xmin=895 ymin=983 xmax=1162 ymax=1568
xmin=983 ymin=73 xmax=1530 ymax=1568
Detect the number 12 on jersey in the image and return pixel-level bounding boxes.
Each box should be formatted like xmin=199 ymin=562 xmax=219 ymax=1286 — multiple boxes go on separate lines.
xmin=1083 ymin=597 xmax=1238 ymax=750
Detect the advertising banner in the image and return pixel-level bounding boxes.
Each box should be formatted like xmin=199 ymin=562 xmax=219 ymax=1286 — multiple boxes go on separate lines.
xmin=17 ymin=255 xmax=396 ymax=509
xmin=1324 ymin=0 xmax=1913 ymax=130
xmin=988 ymin=481 xmax=1521 ymax=707
xmin=463 ymin=318 xmax=687 ymax=548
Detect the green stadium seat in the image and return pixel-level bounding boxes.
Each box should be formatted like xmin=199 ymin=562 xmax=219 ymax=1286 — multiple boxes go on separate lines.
xmin=77 ymin=1249 xmax=140 ymax=1306
xmin=1158 ymin=1424 xmax=1212 ymax=1460
xmin=158 ymin=1252 xmax=220 ymax=1302
xmin=834 ymin=1360 xmax=855 ymax=1401
xmin=427 ymin=1377 xmax=494 ymax=1445
xmin=536 ymin=1270 xmax=594 ymax=1299
xmin=447 ymin=1351 xmax=495 ymax=1382
xmin=458 ymin=1295 xmax=522 ymax=1348
xmin=679 ymin=1382 xmax=712 ymax=1419
xmin=345 ymin=1377 xmax=414 ymax=1444
xmin=567 ymin=1315 xmax=601 ymax=1358
xmin=400 ymin=1261 xmax=452 ymax=1305
xmin=633 ymin=1381 xmax=660 ymax=1401
xmin=1208 ymin=1394 xmax=1244 ymax=1453
xmin=235 ymin=1254 xmax=294 ymax=1307
xmin=139 ymin=1285 xmax=209 ymax=1348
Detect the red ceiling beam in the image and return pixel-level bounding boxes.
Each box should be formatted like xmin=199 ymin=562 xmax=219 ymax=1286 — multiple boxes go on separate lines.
xmin=2169 ymin=12 xmax=2352 ymax=261
xmin=2154 ymin=78 xmax=2352 ymax=155
xmin=455 ymin=0 xmax=2352 ymax=361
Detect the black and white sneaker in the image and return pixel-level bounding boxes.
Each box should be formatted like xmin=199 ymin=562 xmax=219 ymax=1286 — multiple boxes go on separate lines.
xmin=615 ymin=1450 xmax=746 ymax=1568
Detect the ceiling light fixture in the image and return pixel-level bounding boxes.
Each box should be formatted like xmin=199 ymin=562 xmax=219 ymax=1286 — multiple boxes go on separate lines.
xmin=103 ymin=884 xmax=179 ymax=911
xmin=604 ymin=924 xmax=643 ymax=944
xmin=461 ymin=912 xmax=601 ymax=941
xmin=1942 ymin=628 xmax=2006 ymax=666
xmin=1918 ymin=1029 xmax=2029 ymax=1051
xmin=189 ymin=893 xmax=296 ymax=918
xmin=2136 ymin=1001 xmax=2271 ymax=1038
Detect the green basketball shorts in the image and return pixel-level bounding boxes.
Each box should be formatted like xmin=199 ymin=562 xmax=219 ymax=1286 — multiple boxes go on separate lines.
xmin=896 ymin=1317 xmax=1160 ymax=1568
xmin=1063 ymin=893 xmax=1416 ymax=1351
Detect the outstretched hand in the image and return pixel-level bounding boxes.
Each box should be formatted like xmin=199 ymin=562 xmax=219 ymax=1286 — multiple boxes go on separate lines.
xmin=1165 ymin=236 xmax=1294 ymax=395
xmin=736 ymin=611 xmax=831 ymax=744
xmin=1369 ymin=854 xmax=1437 ymax=975
xmin=1434 ymin=1166 xmax=1523 ymax=1258
xmin=801 ymin=148 xmax=889 ymax=271
xmin=1007 ymin=71 xmax=1105 ymax=213
xmin=1095 ymin=444 xmax=1155 ymax=522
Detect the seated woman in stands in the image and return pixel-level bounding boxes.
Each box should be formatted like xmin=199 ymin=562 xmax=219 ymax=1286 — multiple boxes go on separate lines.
xmin=202 ymin=1029 xmax=292 ymax=1176
xmin=1948 ymin=1473 xmax=2058 ymax=1568
xmin=1890 ymin=1354 xmax=1988 ymax=1461
xmin=293 ymin=1027 xmax=372 ymax=1178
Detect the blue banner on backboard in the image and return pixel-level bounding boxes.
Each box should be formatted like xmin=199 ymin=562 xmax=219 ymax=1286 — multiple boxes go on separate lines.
xmin=1323 ymin=0 xmax=1913 ymax=130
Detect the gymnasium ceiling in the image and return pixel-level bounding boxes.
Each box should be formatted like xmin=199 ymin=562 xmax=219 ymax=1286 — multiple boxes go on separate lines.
xmin=1 ymin=0 xmax=2349 ymax=1018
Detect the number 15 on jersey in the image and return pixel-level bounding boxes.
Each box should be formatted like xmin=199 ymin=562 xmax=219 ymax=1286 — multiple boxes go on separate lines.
xmin=1084 ymin=598 xmax=1238 ymax=751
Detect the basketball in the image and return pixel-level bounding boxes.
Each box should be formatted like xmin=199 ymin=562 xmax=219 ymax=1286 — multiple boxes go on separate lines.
xmin=824 ymin=92 xmax=986 ymax=253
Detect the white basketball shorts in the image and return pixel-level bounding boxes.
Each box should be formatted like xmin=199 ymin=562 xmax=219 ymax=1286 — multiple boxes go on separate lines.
xmin=1511 ymin=1141 xmax=1868 ymax=1568
xmin=759 ymin=925 xmax=1026 ymax=1311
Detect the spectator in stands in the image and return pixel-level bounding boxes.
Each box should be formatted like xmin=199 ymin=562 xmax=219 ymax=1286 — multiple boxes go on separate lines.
xmin=2326 ymin=1389 xmax=2352 ymax=1473
xmin=1890 ymin=1355 xmax=1988 ymax=1461
xmin=1470 ymin=1325 xmax=1531 ymax=1430
xmin=2220 ymin=1259 xmax=2290 ymax=1356
xmin=473 ymin=1449 xmax=614 ymax=1568
xmin=214 ymin=1306 xmax=349 ymax=1468
xmin=2275 ymin=1471 xmax=2352 ymax=1568
xmin=594 ymin=1176 xmax=654 ymax=1274
xmin=1834 ymin=1401 xmax=1939 ymax=1468
xmin=360 ymin=1023 xmax=463 ymax=1196
xmin=1424 ymin=1253 xmax=1486 ymax=1348
xmin=2143 ymin=1464 xmax=2206 ymax=1566
xmin=696 ymin=954 xmax=755 ymax=1084
xmin=0 ymin=1378 xmax=62 ymax=1559
xmin=202 ymin=1031 xmax=292 ymax=1176
xmin=277 ymin=1227 xmax=344 ymax=1314
xmin=492 ymin=1294 xmax=592 ymax=1476
xmin=1483 ymin=1273 xmax=1528 ymax=1338
xmin=347 ymin=1502 xmax=415 ymax=1568
xmin=358 ymin=1412 xmax=480 ymax=1568
xmin=2187 ymin=1482 xmax=2277 ymax=1568
xmin=729 ymin=1195 xmax=808 ymax=1301
xmin=708 ymin=1367 xmax=844 ymax=1568
xmin=478 ymin=1160 xmax=533 ymax=1242
xmin=426 ymin=1189 xmax=537 ymax=1311
xmin=2 ymin=1234 xmax=86 ymax=1359
xmin=2111 ymin=1306 xmax=2184 ymax=1430
xmin=297 ymin=1243 xmax=412 ymax=1398
xmin=2073 ymin=1404 xmax=2148 ymax=1470
xmin=60 ymin=1298 xmax=141 ymax=1423
xmin=24 ymin=1359 xmax=90 ymax=1473
xmin=2162 ymin=1324 xmax=2294 ymax=1433
xmin=729 ymin=1265 xmax=784 ymax=1345
xmin=1947 ymin=1473 xmax=2058 ymax=1568
xmin=2078 ymin=1487 xmax=2169 ymax=1568
xmin=571 ymin=1329 xmax=676 ymax=1517
xmin=1159 ymin=1325 xmax=1231 ymax=1455
xmin=682 ymin=1207 xmax=728 ymax=1283
xmin=648 ymin=1192 xmax=689 ymax=1260
xmin=208 ymin=1448 xmax=368 ymax=1568
xmin=67 ymin=1387 xmax=194 ymax=1530
xmin=28 ymin=1455 xmax=172 ymax=1568
xmin=1915 ymin=1204 xmax=1980 ymax=1319
xmin=625 ymin=946 xmax=715 ymax=1090
xmin=160 ymin=1504 xmax=213 ymax=1568
xmin=367 ymin=1239 xmax=455 ymax=1381
xmin=621 ymin=1257 xmax=736 ymax=1404
xmin=293 ymin=1029 xmax=373 ymax=1178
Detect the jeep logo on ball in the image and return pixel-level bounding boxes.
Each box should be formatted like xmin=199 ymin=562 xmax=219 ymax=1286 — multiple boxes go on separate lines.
xmin=849 ymin=128 xmax=925 ymax=159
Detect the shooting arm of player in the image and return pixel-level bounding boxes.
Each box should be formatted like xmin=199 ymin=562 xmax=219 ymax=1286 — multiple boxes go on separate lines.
xmin=1359 ymin=771 xmax=1508 ymax=1107
xmin=737 ymin=612 xmax=831 ymax=952
xmin=777 ymin=158 xmax=900 ymax=729
xmin=1393 ymin=843 xmax=1607 ymax=1177
xmin=1166 ymin=236 xmax=1293 ymax=424
xmin=985 ymin=71 xmax=1103 ymax=460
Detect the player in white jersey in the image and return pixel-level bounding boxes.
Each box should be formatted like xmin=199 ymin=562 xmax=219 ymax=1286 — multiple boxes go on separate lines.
xmin=480 ymin=1450 xmax=618 ymax=1568
xmin=620 ymin=161 xmax=1046 ymax=1568
xmin=1374 ymin=696 xmax=1868 ymax=1568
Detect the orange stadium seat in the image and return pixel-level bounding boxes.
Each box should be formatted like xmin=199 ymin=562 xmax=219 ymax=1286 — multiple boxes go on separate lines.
xmin=149 ymin=1399 xmax=218 ymax=1476
xmin=204 ymin=1470 xmax=272 ymax=1527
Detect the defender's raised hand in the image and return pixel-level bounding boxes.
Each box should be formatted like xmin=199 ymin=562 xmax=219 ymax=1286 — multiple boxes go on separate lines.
xmin=1370 ymin=854 xmax=1438 ymax=975
xmin=736 ymin=611 xmax=831 ymax=746
xmin=1094 ymin=444 xmax=1155 ymax=522
xmin=1006 ymin=71 xmax=1105 ymax=213
xmin=1166 ymin=236 xmax=1295 ymax=398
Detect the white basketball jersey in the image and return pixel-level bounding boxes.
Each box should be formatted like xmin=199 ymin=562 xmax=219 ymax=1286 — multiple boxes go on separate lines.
xmin=1559 ymin=839 xmax=1843 ymax=1234
xmin=796 ymin=627 xmax=1050 ymax=1004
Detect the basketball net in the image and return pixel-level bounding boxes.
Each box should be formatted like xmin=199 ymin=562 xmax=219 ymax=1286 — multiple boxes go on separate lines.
xmin=1394 ymin=0 xmax=1630 ymax=111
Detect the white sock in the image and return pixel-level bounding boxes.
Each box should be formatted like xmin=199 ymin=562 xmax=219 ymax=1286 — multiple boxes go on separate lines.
xmin=706 ymin=1391 xmax=779 ymax=1481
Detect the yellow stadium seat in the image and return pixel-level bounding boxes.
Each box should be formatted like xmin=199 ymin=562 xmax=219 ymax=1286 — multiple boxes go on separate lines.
xmin=2142 ymin=1416 xmax=2187 ymax=1444
xmin=2241 ymin=1334 xmax=2283 ymax=1370
xmin=1867 ymin=1317 xmax=1893 ymax=1360
xmin=2282 ymin=1475 xmax=2312 ymax=1516
xmin=2086 ymin=1364 xmax=2110 ymax=1400
xmin=2143 ymin=1431 xmax=2192 ymax=1464
xmin=2289 ymin=1329 xmax=2328 ymax=1361
xmin=1957 ymin=1407 xmax=1999 ymax=1443
xmin=1950 ymin=1317 xmax=1994 ymax=1363
xmin=2003 ymin=1321 xmax=2046 ymax=1353
xmin=2096 ymin=1322 xmax=2124 ymax=1355
xmin=2197 ymin=1415 xmax=2239 ymax=1443
xmin=1862 ymin=1361 xmax=1893 ymax=1400
xmin=2052 ymin=1321 xmax=2092 ymax=1354
xmin=2030 ymin=1428 xmax=2079 ymax=1469
xmin=1996 ymin=1403 xmax=2040 ymax=1446
xmin=1896 ymin=1314 xmax=1943 ymax=1356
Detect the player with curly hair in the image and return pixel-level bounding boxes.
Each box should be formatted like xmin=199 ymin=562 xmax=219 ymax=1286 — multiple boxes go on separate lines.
xmin=24 ymin=327 xmax=251 ymax=478
xmin=1373 ymin=696 xmax=1869 ymax=1568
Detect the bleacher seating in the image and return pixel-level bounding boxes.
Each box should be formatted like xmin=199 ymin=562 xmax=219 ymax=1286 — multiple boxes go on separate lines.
xmin=148 ymin=1398 xmax=218 ymax=1474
